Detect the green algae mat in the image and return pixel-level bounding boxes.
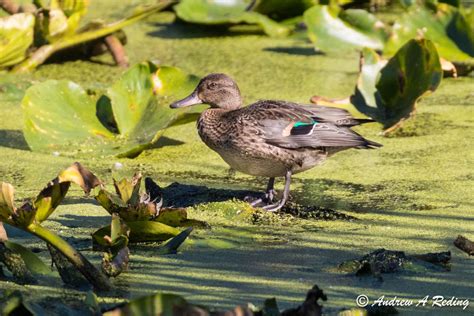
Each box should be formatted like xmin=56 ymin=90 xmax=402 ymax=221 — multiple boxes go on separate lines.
xmin=0 ymin=1 xmax=473 ymax=315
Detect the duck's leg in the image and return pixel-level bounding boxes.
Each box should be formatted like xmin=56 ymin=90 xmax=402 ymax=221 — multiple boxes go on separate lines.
xmin=262 ymin=170 xmax=292 ymax=212
xmin=249 ymin=177 xmax=276 ymax=207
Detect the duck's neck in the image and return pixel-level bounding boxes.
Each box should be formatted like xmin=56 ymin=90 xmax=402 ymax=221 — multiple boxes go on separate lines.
xmin=197 ymin=108 xmax=233 ymax=149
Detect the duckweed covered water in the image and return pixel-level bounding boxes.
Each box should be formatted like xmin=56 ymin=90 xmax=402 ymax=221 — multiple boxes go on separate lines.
xmin=0 ymin=1 xmax=473 ymax=314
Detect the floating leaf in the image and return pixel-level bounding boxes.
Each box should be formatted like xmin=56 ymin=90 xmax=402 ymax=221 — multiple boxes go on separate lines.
xmin=304 ymin=5 xmax=387 ymax=53
xmin=351 ymin=39 xmax=442 ymax=133
xmin=22 ymin=63 xmax=200 ymax=157
xmin=174 ymin=0 xmax=290 ymax=37
xmin=0 ymin=13 xmax=35 ymax=69
xmin=93 ymin=221 xmax=180 ymax=247
xmin=385 ymin=4 xmax=474 ymax=63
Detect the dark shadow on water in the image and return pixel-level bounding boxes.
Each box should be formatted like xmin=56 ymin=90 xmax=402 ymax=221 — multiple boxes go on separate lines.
xmin=149 ymin=136 xmax=185 ymax=150
xmin=264 ymin=46 xmax=321 ymax=56
xmin=162 ymin=182 xmax=258 ymax=208
xmin=148 ymin=21 xmax=264 ymax=39
xmin=0 ymin=130 xmax=30 ymax=150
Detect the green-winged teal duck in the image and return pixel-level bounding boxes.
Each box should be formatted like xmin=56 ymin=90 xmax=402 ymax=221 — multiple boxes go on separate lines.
xmin=170 ymin=74 xmax=381 ymax=212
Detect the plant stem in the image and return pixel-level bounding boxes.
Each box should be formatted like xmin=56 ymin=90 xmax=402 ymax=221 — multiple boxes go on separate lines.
xmin=12 ymin=1 xmax=174 ymax=73
xmin=27 ymin=223 xmax=111 ymax=291
xmin=104 ymin=35 xmax=129 ymax=68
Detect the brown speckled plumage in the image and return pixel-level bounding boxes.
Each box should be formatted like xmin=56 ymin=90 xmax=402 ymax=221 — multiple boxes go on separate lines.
xmin=171 ymin=74 xmax=382 ymax=211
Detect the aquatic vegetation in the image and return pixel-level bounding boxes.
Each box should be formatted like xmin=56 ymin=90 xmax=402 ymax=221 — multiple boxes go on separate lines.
xmin=174 ymin=0 xmax=290 ymax=37
xmin=313 ymin=39 xmax=442 ymax=134
xmin=22 ymin=62 xmax=201 ymax=157
xmin=0 ymin=162 xmax=111 ymax=290
xmin=385 ymin=4 xmax=474 ymax=65
xmin=0 ymin=0 xmax=173 ymax=72
xmin=339 ymin=248 xmax=451 ymax=279
xmin=303 ymin=2 xmax=474 ymax=76
xmin=92 ymin=173 xmax=197 ymax=247
xmin=304 ymin=5 xmax=388 ymax=53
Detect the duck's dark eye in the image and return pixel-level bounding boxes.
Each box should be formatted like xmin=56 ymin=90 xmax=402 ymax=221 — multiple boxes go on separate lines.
xmin=207 ymin=82 xmax=218 ymax=90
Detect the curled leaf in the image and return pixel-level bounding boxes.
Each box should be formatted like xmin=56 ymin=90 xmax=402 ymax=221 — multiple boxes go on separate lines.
xmin=351 ymin=39 xmax=442 ymax=133
xmin=35 ymin=162 xmax=100 ymax=223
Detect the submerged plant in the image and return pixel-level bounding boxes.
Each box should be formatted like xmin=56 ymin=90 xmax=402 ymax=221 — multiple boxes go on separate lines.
xmin=22 ymin=62 xmax=202 ymax=158
xmin=0 ymin=162 xmax=111 ymax=290
xmin=0 ymin=0 xmax=174 ymax=72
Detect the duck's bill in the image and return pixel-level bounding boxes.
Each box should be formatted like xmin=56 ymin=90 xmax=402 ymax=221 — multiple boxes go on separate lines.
xmin=170 ymin=91 xmax=202 ymax=108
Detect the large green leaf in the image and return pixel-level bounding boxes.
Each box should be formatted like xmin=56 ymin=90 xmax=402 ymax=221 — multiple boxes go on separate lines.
xmin=0 ymin=13 xmax=35 ymax=69
xmin=385 ymin=4 xmax=474 ymax=62
xmin=304 ymin=5 xmax=387 ymax=53
xmin=174 ymin=0 xmax=290 ymax=37
xmin=22 ymin=63 xmax=200 ymax=157
xmin=351 ymin=39 xmax=442 ymax=132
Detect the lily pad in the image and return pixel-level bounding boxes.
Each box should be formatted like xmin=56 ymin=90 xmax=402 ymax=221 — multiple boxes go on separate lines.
xmin=22 ymin=63 xmax=200 ymax=157
xmin=0 ymin=13 xmax=35 ymax=69
xmin=351 ymin=39 xmax=442 ymax=133
xmin=385 ymin=4 xmax=474 ymax=63
xmin=174 ymin=0 xmax=290 ymax=37
xmin=304 ymin=5 xmax=388 ymax=53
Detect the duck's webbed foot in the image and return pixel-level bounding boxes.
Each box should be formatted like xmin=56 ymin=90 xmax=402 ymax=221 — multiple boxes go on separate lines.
xmin=248 ymin=171 xmax=292 ymax=212
xmin=244 ymin=178 xmax=276 ymax=207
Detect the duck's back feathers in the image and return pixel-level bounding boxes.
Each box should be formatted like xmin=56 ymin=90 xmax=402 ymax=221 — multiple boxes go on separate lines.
xmin=241 ymin=100 xmax=382 ymax=150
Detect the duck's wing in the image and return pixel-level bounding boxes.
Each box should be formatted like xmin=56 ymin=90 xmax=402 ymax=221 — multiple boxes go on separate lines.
xmin=245 ymin=101 xmax=381 ymax=149
xmin=249 ymin=100 xmax=374 ymax=127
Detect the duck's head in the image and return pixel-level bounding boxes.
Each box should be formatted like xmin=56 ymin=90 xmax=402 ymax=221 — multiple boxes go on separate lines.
xmin=170 ymin=73 xmax=242 ymax=110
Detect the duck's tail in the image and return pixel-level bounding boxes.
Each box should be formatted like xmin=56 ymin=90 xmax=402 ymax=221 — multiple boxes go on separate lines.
xmin=357 ymin=138 xmax=383 ymax=149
